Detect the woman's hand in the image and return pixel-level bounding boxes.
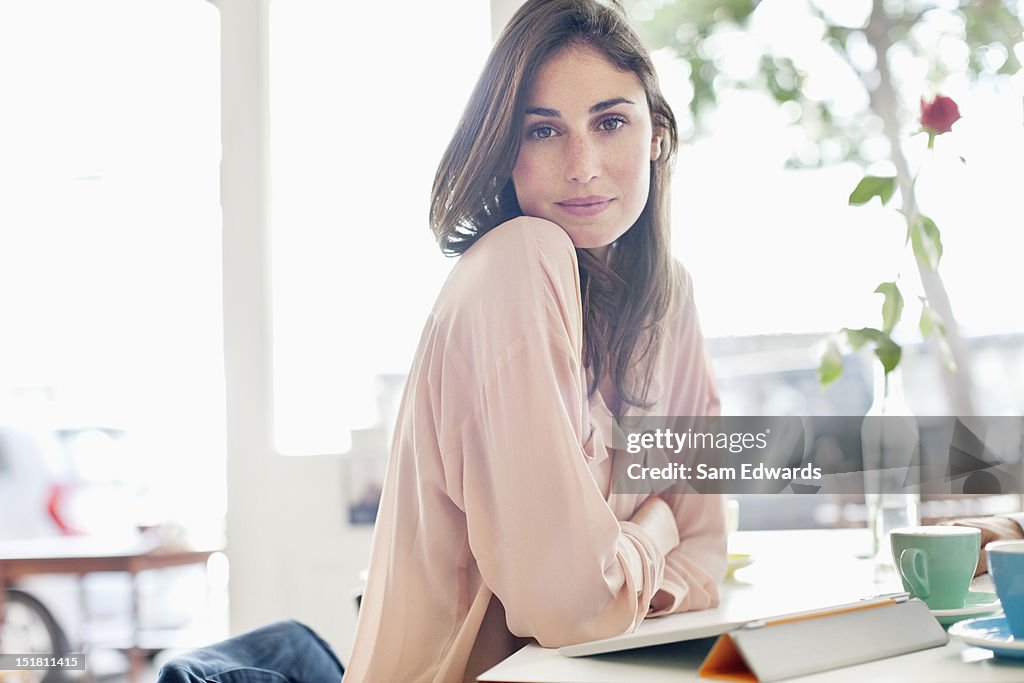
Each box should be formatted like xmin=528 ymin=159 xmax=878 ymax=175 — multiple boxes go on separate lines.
xmin=629 ymin=496 xmax=680 ymax=558
xmin=939 ymin=516 xmax=1024 ymax=576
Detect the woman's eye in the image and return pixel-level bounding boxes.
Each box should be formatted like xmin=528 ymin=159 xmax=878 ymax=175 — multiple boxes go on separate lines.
xmin=528 ymin=125 xmax=557 ymax=140
xmin=599 ymin=116 xmax=627 ymax=131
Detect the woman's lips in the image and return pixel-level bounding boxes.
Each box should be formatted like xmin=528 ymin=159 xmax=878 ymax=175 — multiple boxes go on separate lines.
xmin=556 ymin=196 xmax=614 ymax=217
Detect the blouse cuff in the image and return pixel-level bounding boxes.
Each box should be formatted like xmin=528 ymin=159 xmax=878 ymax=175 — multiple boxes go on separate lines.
xmin=619 ymin=521 xmax=667 ymax=617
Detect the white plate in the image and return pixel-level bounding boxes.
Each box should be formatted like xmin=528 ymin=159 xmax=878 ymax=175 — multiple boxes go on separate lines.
xmin=949 ymin=615 xmax=1024 ymax=658
xmin=931 ymin=590 xmax=1001 ymax=625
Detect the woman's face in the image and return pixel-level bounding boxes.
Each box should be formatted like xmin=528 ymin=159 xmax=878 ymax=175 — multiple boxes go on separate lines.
xmin=512 ymin=45 xmax=661 ymax=260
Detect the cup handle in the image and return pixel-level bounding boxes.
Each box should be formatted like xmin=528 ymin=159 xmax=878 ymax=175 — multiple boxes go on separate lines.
xmin=899 ymin=548 xmax=930 ymax=599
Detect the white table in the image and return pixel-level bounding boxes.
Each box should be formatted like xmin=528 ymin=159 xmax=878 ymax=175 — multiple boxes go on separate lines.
xmin=479 ymin=529 xmax=1022 ymax=682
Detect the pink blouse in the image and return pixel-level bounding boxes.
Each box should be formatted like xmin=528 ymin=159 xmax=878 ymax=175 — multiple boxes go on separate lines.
xmin=344 ymin=217 xmax=726 ymax=683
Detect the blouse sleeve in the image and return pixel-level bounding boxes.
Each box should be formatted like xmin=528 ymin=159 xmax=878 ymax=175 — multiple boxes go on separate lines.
xmin=647 ymin=492 xmax=727 ymax=616
xmin=441 ymin=218 xmax=672 ymax=648
xmin=647 ymin=265 xmax=728 ymax=617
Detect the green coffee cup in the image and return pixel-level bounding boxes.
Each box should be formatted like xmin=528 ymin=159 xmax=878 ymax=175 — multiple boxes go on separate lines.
xmin=889 ymin=526 xmax=980 ymax=610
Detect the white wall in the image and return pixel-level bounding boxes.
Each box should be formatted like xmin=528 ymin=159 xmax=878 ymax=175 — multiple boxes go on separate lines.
xmin=490 ymin=0 xmax=525 ymax=37
xmin=217 ymin=0 xmax=372 ymax=659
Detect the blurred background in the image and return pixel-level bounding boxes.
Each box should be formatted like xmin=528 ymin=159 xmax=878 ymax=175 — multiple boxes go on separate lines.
xmin=0 ymin=0 xmax=1021 ymax=678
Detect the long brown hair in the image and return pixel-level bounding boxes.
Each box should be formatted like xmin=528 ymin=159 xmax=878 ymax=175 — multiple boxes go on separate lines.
xmin=430 ymin=0 xmax=679 ymax=409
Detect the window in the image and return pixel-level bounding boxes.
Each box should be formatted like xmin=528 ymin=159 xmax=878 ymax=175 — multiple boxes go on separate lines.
xmin=0 ymin=0 xmax=224 ymax=538
xmin=269 ymin=0 xmax=491 ymax=455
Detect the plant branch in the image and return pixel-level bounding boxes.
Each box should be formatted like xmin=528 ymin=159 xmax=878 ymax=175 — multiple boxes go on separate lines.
xmin=865 ymin=0 xmax=977 ymax=415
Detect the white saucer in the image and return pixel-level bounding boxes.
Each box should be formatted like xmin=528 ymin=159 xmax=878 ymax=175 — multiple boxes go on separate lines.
xmin=949 ymin=616 xmax=1024 ymax=658
xmin=931 ymin=591 xmax=1001 ymax=626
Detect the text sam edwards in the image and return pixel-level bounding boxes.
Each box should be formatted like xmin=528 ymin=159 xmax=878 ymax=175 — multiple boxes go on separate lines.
xmin=626 ymin=462 xmax=823 ymax=481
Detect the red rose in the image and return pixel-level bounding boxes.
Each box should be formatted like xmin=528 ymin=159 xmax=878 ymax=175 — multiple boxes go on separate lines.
xmin=920 ymin=95 xmax=961 ymax=135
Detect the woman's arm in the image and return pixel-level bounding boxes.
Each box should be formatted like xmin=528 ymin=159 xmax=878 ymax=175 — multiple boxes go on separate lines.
xmin=443 ymin=218 xmax=675 ymax=648
xmin=456 ymin=323 xmax=675 ymax=647
xmin=647 ymin=493 xmax=727 ymax=615
xmin=630 ymin=495 xmax=683 ymax=559
xmin=942 ymin=515 xmax=1024 ymax=575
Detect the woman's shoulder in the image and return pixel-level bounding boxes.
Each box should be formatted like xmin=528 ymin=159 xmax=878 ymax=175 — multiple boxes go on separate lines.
xmin=670 ymin=257 xmax=694 ymax=303
xmin=470 ymin=215 xmax=576 ymax=267
xmin=657 ymin=257 xmax=695 ymax=335
xmin=430 ymin=216 xmax=581 ymax=337
xmin=660 ymin=258 xmax=707 ymax=349
xmin=446 ymin=216 xmax=578 ymax=297
xmin=655 ymin=258 xmax=717 ymax=414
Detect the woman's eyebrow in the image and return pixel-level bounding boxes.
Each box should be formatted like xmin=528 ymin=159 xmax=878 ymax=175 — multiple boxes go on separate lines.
xmin=590 ymin=97 xmax=635 ymax=113
xmin=524 ymin=97 xmax=637 ymax=118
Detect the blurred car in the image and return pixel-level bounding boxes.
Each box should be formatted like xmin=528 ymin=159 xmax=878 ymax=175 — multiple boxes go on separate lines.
xmin=0 ymin=423 xmax=212 ymax=677
xmin=0 ymin=424 xmax=75 ymax=539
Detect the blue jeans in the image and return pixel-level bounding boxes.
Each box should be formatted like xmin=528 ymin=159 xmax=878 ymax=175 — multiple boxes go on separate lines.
xmin=156 ymin=620 xmax=344 ymax=683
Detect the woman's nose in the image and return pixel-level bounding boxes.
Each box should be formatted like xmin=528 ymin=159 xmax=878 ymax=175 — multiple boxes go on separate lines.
xmin=565 ymin=134 xmax=599 ymax=183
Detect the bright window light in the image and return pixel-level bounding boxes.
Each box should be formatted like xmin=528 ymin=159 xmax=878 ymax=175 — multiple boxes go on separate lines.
xmin=269 ymin=0 xmax=490 ymax=455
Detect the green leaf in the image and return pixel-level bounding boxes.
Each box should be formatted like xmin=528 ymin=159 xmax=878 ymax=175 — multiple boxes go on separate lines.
xmin=910 ymin=214 xmax=944 ymax=270
xmin=849 ymin=175 xmax=897 ymax=206
xmin=844 ymin=328 xmax=901 ymax=373
xmin=844 ymin=326 xmax=883 ymax=349
xmin=918 ymin=300 xmax=945 ymax=338
xmin=875 ymin=282 xmax=904 ymax=334
xmin=918 ymin=305 xmax=935 ymax=337
xmin=818 ymin=338 xmax=844 ymax=386
xmin=874 ymin=335 xmax=902 ymax=374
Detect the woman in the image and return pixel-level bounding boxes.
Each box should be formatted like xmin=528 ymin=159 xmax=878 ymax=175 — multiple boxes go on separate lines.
xmin=345 ymin=1 xmax=726 ymax=681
